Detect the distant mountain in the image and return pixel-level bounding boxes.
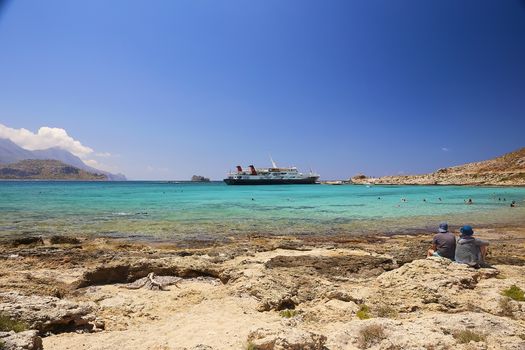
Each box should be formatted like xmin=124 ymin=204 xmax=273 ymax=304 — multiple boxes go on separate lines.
xmin=0 ymin=159 xmax=107 ymax=180
xmin=351 ymin=147 xmax=525 ymax=186
xmin=0 ymin=138 xmax=35 ymax=163
xmin=0 ymin=138 xmax=126 ymax=180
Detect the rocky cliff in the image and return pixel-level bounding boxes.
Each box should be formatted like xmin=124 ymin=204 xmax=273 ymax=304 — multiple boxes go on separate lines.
xmin=0 ymin=159 xmax=107 ymax=180
xmin=352 ymin=147 xmax=525 ymax=186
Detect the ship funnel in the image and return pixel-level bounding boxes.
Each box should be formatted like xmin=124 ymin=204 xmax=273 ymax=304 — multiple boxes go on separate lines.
xmin=236 ymin=165 xmax=243 ymax=173
xmin=248 ymin=165 xmax=257 ymax=175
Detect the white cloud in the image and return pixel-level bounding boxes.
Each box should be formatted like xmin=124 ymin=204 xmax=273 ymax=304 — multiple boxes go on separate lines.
xmin=441 ymin=147 xmax=449 ymax=152
xmin=0 ymin=123 xmax=93 ymax=158
xmin=0 ymin=123 xmax=119 ymax=172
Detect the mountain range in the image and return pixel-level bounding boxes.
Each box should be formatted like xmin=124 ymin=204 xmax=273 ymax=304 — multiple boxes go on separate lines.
xmin=0 ymin=138 xmax=126 ymax=180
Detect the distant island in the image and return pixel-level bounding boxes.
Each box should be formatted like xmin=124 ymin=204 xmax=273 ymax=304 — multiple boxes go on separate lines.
xmin=191 ymin=175 xmax=210 ymax=182
xmin=351 ymin=147 xmax=525 ymax=186
xmin=0 ymin=159 xmax=107 ymax=180
xmin=0 ymin=138 xmax=126 ymax=181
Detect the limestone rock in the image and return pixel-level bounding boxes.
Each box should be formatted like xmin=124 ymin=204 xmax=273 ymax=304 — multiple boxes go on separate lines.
xmin=75 ymin=258 xmax=226 ymax=288
xmin=0 ymin=330 xmax=43 ymax=350
xmin=9 ymin=237 xmax=44 ymax=247
xmin=371 ymin=257 xmax=499 ymax=312
xmin=0 ymin=291 xmax=97 ymax=333
xmin=248 ymin=328 xmax=327 ymax=350
xmin=49 ymin=236 xmax=81 ymax=245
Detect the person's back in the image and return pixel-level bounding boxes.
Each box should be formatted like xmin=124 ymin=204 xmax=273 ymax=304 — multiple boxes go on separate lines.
xmin=455 ymin=225 xmax=489 ymax=267
xmin=427 ymin=222 xmax=456 ymax=260
xmin=433 ymin=231 xmax=456 ymax=260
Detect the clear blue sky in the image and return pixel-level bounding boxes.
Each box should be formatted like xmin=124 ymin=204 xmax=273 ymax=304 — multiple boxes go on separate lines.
xmin=0 ymin=0 xmax=524 ymax=180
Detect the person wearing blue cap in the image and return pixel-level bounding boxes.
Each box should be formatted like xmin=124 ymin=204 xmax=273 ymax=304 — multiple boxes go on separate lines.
xmin=427 ymin=222 xmax=456 ymax=260
xmin=454 ymin=225 xmax=490 ymax=267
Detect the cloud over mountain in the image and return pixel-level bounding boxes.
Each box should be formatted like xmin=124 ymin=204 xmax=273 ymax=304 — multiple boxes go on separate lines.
xmin=0 ymin=123 xmax=120 ymax=173
xmin=0 ymin=124 xmax=94 ymax=158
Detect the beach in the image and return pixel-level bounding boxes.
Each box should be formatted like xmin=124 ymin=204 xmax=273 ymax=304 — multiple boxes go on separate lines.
xmin=1 ymin=221 xmax=525 ymax=349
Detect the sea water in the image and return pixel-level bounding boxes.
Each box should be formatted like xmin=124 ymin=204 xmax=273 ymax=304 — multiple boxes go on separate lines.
xmin=0 ymin=181 xmax=524 ymax=241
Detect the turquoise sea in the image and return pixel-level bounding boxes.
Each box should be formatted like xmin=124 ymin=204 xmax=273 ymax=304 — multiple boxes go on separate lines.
xmin=0 ymin=181 xmax=524 ymax=241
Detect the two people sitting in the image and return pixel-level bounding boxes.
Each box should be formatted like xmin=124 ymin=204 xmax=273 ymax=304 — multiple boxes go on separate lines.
xmin=427 ymin=222 xmax=489 ymax=267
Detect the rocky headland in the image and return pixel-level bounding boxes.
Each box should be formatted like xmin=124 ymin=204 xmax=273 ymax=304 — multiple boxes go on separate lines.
xmin=0 ymin=228 xmax=524 ymax=350
xmin=0 ymin=138 xmax=126 ymax=181
xmin=0 ymin=160 xmax=107 ymax=180
xmin=352 ymin=147 xmax=525 ymax=186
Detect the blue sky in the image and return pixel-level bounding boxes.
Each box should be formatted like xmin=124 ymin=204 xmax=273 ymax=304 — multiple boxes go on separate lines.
xmin=0 ymin=0 xmax=524 ymax=180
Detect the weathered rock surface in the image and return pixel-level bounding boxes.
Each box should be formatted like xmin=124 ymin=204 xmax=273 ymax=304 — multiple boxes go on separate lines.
xmin=0 ymin=330 xmax=43 ymax=350
xmin=0 ymin=230 xmax=523 ymax=350
xmin=232 ymin=250 xmax=391 ymax=312
xmin=49 ymin=236 xmax=81 ymax=245
xmin=370 ymin=257 xmax=500 ymax=312
xmin=0 ymin=292 xmax=98 ymax=334
xmin=8 ymin=236 xmax=44 ymax=247
xmin=248 ymin=328 xmax=327 ymax=350
xmin=75 ymin=257 xmax=227 ymax=288
xmin=327 ymin=312 xmax=525 ymax=350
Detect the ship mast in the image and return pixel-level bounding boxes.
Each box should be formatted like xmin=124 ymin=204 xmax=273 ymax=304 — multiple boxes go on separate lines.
xmin=269 ymin=155 xmax=277 ymax=168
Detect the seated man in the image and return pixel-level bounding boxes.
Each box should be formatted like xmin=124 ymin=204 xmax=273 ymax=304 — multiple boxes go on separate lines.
xmin=455 ymin=225 xmax=489 ymax=267
xmin=427 ymin=222 xmax=456 ymax=260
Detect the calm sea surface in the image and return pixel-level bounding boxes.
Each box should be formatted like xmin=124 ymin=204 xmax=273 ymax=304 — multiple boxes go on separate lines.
xmin=0 ymin=181 xmax=524 ymax=241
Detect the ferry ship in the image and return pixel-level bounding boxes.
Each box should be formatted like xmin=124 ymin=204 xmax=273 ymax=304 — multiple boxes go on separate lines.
xmin=224 ymin=159 xmax=320 ymax=185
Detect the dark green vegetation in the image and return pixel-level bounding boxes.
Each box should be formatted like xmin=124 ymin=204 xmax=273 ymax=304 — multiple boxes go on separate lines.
xmin=0 ymin=313 xmax=28 ymax=333
xmin=0 ymin=159 xmax=107 ymax=180
xmin=502 ymin=285 xmax=525 ymax=301
xmin=356 ymin=304 xmax=371 ymax=320
xmin=279 ymin=309 xmax=299 ymax=318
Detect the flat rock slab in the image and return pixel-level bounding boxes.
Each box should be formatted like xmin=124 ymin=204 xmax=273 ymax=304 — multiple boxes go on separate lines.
xmin=265 ymin=253 xmax=396 ymax=279
xmin=0 ymin=291 xmax=97 ymax=334
xmin=0 ymin=330 xmax=43 ymax=350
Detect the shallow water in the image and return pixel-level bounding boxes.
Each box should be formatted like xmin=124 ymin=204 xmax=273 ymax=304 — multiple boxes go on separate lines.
xmin=0 ymin=181 xmax=524 ymax=240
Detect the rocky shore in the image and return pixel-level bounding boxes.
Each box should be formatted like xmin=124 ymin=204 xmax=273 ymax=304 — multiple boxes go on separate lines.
xmin=0 ymin=228 xmax=524 ymax=350
xmin=351 ymin=147 xmax=525 ymax=186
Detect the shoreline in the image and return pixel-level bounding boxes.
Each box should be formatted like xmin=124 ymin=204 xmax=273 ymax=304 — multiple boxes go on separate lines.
xmin=3 ymin=216 xmax=525 ymax=245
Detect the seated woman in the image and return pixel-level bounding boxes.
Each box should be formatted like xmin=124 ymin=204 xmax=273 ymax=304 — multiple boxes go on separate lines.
xmin=454 ymin=225 xmax=489 ymax=267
